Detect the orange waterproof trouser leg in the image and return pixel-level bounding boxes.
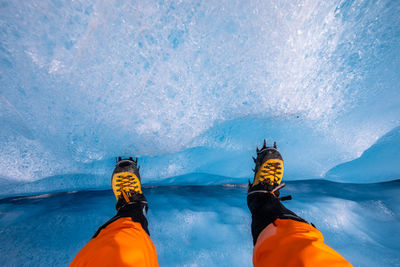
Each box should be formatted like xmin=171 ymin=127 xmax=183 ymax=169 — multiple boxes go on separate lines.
xmin=253 ymin=219 xmax=352 ymax=266
xmin=70 ymin=217 xmax=158 ymax=267
xmin=248 ymin=190 xmax=352 ymax=266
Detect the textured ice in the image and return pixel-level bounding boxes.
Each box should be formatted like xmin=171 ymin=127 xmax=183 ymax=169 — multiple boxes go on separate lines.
xmin=1 ymin=1 xmax=400 ymax=266
xmin=1 ymin=0 xmax=400 ymax=189
xmin=326 ymin=126 xmax=400 ymax=183
xmin=1 ymin=180 xmax=399 ymax=267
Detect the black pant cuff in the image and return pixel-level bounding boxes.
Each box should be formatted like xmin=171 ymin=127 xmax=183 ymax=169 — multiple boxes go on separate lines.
xmin=247 ymin=191 xmax=307 ymax=245
xmin=92 ymin=203 xmax=150 ymax=238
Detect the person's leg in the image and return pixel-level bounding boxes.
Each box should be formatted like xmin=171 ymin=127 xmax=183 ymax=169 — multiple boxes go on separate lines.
xmin=247 ymin=141 xmax=351 ymax=266
xmin=92 ymin=197 xmax=149 ymax=238
xmin=70 ymin=158 xmax=158 ymax=267
xmin=247 ymin=186 xmax=306 ymax=245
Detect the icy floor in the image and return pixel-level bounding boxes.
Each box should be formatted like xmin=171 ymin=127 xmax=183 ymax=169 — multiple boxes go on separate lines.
xmin=1 ymin=180 xmax=399 ymax=267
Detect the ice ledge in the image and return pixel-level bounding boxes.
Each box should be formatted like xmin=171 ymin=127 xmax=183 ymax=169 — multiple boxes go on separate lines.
xmin=325 ymin=126 xmax=400 ymax=183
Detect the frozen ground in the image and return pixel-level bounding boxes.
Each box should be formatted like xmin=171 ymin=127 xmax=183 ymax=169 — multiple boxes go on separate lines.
xmin=1 ymin=179 xmax=399 ymax=267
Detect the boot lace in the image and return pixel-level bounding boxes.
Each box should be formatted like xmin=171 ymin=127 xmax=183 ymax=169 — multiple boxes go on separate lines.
xmin=258 ymin=161 xmax=283 ymax=185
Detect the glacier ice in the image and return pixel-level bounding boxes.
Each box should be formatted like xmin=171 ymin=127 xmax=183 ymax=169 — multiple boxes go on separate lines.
xmin=1 ymin=180 xmax=399 ymax=266
xmin=326 ymin=126 xmax=400 ymax=183
xmin=1 ymin=0 xmax=400 ymax=266
xmin=1 ymin=0 xmax=399 ymax=189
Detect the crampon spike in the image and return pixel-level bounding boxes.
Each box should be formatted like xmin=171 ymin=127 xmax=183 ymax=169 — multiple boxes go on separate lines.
xmin=252 ymin=156 xmax=256 ymax=163
xmin=263 ymin=139 xmax=267 ymax=148
xmin=273 ymin=142 xmax=277 ymax=149
xmin=279 ymin=195 xmax=292 ymax=201
xmin=118 ymin=157 xmax=122 ymax=162
xmin=256 ymin=146 xmax=259 ymax=153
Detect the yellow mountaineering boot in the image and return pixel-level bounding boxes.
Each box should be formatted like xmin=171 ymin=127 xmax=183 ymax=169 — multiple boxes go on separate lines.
xmin=111 ymin=157 xmax=147 ymax=210
xmin=252 ymin=140 xmax=283 ymax=186
xmin=247 ymin=141 xmax=310 ymax=246
xmin=249 ymin=140 xmax=286 ymax=197
xmin=91 ymin=157 xmax=149 ymax=238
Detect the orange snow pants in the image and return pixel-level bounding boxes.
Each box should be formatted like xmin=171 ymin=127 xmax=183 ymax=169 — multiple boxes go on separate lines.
xmin=70 ymin=217 xmax=158 ymax=267
xmin=70 ymin=217 xmax=351 ymax=267
xmin=253 ymin=218 xmax=352 ymax=266
xmin=71 ymin=190 xmax=351 ymax=267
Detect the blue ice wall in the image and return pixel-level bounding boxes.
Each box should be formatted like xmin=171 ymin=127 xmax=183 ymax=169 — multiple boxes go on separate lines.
xmin=326 ymin=126 xmax=400 ymax=183
xmin=1 ymin=0 xmax=400 ymax=193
